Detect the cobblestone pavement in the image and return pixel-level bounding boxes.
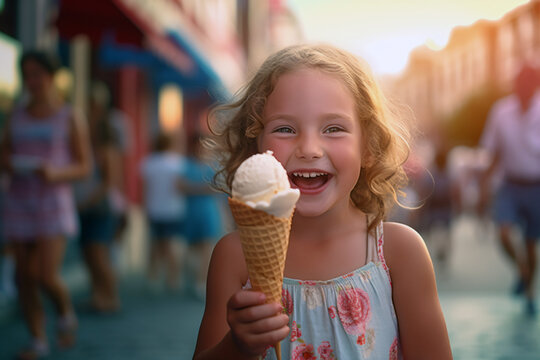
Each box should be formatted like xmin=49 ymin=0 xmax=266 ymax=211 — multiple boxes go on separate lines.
xmin=1 ymin=215 xmax=539 ymax=359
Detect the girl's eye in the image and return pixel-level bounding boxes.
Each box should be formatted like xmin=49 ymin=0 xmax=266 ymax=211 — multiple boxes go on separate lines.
xmin=324 ymin=126 xmax=344 ymax=134
xmin=273 ymin=127 xmax=295 ymax=134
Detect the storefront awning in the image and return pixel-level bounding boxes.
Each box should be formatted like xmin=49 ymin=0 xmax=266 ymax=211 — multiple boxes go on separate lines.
xmin=99 ymin=34 xmax=228 ymax=100
xmin=55 ymin=0 xmax=239 ymax=101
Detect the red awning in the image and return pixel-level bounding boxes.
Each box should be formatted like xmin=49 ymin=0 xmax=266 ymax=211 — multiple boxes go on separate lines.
xmin=54 ymin=0 xmax=194 ymax=74
xmin=55 ymin=0 xmax=144 ymax=46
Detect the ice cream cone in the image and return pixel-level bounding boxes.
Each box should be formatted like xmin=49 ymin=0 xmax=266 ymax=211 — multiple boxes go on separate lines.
xmin=228 ymin=197 xmax=293 ymax=360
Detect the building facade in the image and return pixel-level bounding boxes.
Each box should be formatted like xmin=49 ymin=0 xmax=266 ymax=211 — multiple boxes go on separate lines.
xmin=389 ymin=0 xmax=540 ymax=134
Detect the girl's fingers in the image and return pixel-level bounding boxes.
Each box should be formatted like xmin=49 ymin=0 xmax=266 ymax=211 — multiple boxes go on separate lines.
xmin=249 ymin=314 xmax=289 ymax=334
xmin=235 ymin=302 xmax=283 ymax=323
xmin=243 ymin=325 xmax=291 ymax=348
xmin=227 ymin=290 xmax=266 ymax=310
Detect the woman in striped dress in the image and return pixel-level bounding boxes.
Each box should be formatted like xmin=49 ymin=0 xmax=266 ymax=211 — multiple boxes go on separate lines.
xmin=0 ymin=51 xmax=91 ymax=360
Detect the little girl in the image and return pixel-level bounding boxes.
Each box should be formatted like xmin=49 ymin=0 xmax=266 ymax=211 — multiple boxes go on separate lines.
xmin=193 ymin=44 xmax=452 ymax=360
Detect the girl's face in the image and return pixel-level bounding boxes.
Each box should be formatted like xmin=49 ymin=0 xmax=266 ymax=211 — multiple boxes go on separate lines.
xmin=22 ymin=60 xmax=54 ymax=99
xmin=258 ymin=68 xmax=363 ymax=217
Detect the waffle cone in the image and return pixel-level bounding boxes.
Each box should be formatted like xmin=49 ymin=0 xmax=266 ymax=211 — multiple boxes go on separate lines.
xmin=228 ymin=197 xmax=294 ymax=360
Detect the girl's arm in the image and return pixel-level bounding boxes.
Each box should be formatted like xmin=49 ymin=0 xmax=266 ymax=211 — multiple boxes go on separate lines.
xmin=193 ymin=233 xmax=289 ymax=360
xmin=40 ymin=108 xmax=92 ymax=183
xmin=384 ymin=222 xmax=453 ymax=360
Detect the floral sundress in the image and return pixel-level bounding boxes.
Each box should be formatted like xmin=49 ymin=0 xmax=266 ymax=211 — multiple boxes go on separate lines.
xmin=247 ymin=222 xmax=402 ymax=360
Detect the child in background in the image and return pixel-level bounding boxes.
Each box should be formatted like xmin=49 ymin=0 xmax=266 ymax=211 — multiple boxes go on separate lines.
xmin=180 ymin=134 xmax=225 ymax=299
xmin=141 ymin=133 xmax=186 ymax=291
xmin=193 ymin=44 xmax=452 ymax=359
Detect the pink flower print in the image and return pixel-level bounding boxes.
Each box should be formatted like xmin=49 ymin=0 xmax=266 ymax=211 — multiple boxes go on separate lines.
xmin=292 ymin=343 xmax=316 ymax=360
xmin=357 ymin=333 xmax=366 ymax=345
xmin=389 ymin=337 xmax=400 ymax=360
xmin=282 ymin=288 xmax=293 ymax=315
xmin=300 ymin=280 xmax=317 ymax=286
xmin=317 ymin=341 xmax=336 ymax=360
xmin=290 ymin=321 xmax=302 ymax=342
xmin=328 ymin=306 xmax=337 ymax=319
xmin=337 ymin=287 xmax=371 ymax=335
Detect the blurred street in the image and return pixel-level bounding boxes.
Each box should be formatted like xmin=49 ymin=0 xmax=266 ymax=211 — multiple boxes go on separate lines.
xmin=1 ymin=213 xmax=539 ymax=360
xmin=435 ymin=215 xmax=540 ymax=360
xmin=1 ymin=1 xmax=540 ymax=360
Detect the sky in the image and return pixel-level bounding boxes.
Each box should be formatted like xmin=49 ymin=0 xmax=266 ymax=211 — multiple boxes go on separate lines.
xmin=288 ymin=0 xmax=530 ymax=75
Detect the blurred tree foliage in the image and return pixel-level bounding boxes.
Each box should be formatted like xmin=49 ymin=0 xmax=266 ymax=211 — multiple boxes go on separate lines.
xmin=443 ymin=83 xmax=506 ymax=147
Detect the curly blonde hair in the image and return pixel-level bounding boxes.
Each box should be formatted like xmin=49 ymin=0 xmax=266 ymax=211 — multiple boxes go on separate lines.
xmin=208 ymin=44 xmax=410 ymax=232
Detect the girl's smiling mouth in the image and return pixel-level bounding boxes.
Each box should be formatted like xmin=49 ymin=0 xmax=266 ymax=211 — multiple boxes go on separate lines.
xmin=289 ymin=170 xmax=332 ymax=194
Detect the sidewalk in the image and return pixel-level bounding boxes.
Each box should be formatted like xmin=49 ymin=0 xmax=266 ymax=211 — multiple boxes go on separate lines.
xmin=0 ymin=280 xmax=205 ymax=360
xmin=0 ymin=213 xmax=539 ymax=359
xmin=431 ymin=214 xmax=540 ymax=360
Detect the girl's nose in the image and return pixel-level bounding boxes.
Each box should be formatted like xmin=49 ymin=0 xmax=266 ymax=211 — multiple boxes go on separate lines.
xmin=296 ymin=132 xmax=323 ymax=160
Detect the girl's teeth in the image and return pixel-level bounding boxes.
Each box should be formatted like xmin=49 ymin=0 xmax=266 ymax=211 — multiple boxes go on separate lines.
xmin=292 ymin=172 xmax=325 ymax=178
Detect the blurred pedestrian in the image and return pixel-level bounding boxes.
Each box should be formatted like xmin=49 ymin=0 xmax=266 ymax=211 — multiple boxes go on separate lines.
xmin=0 ymin=50 xmax=91 ymax=359
xmin=141 ymin=132 xmax=186 ymax=291
xmin=74 ymin=81 xmax=123 ymax=313
xmin=479 ymin=63 xmax=540 ymax=316
xmin=420 ymin=146 xmax=460 ymax=267
xmin=88 ymin=82 xmax=132 ymax=271
xmin=181 ymin=134 xmax=224 ymax=299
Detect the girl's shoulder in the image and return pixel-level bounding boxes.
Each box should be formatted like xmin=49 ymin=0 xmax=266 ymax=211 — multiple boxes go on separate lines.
xmin=381 ymin=221 xmax=430 ymax=275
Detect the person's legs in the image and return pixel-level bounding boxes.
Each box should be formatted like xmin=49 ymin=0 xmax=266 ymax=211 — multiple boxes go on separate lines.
xmin=518 ymin=183 xmax=540 ymax=314
xmin=93 ymin=243 xmax=119 ymax=309
xmin=499 ymin=224 xmax=521 ymax=264
xmin=37 ymin=236 xmax=73 ymax=316
xmin=161 ymin=240 xmax=180 ymax=290
xmin=82 ymin=244 xmax=101 ymax=305
xmin=14 ymin=242 xmax=46 ymax=340
xmin=13 ymin=242 xmax=49 ymax=359
xmin=37 ymin=236 xmax=77 ymax=348
xmin=524 ymin=240 xmax=537 ymax=296
xmin=499 ymin=224 xmax=530 ymax=293
xmin=493 ymin=183 xmax=528 ymax=293
xmin=82 ymin=242 xmax=119 ymax=311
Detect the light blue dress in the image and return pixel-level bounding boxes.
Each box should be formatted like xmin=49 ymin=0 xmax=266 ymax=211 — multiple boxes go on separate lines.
xmin=252 ymin=222 xmax=402 ymax=360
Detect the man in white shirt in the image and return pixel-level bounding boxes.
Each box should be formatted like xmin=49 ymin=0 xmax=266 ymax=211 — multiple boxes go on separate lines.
xmin=479 ymin=64 xmax=540 ymax=316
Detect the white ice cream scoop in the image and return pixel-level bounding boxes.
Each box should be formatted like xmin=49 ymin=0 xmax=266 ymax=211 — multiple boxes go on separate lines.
xmin=232 ymin=151 xmax=300 ymax=218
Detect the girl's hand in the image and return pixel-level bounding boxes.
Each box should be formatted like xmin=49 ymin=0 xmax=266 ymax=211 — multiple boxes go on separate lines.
xmin=227 ymin=290 xmax=289 ymax=357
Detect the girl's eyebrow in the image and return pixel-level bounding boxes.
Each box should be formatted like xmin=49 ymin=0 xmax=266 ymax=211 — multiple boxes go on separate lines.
xmin=264 ymin=113 xmax=297 ymax=121
xmin=265 ymin=113 xmax=354 ymax=122
xmin=321 ymin=113 xmax=354 ymax=122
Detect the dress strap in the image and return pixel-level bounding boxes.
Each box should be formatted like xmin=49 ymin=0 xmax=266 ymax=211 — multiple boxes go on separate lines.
xmin=373 ymin=221 xmax=392 ymax=286
xmin=365 ymin=221 xmax=379 ymax=264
